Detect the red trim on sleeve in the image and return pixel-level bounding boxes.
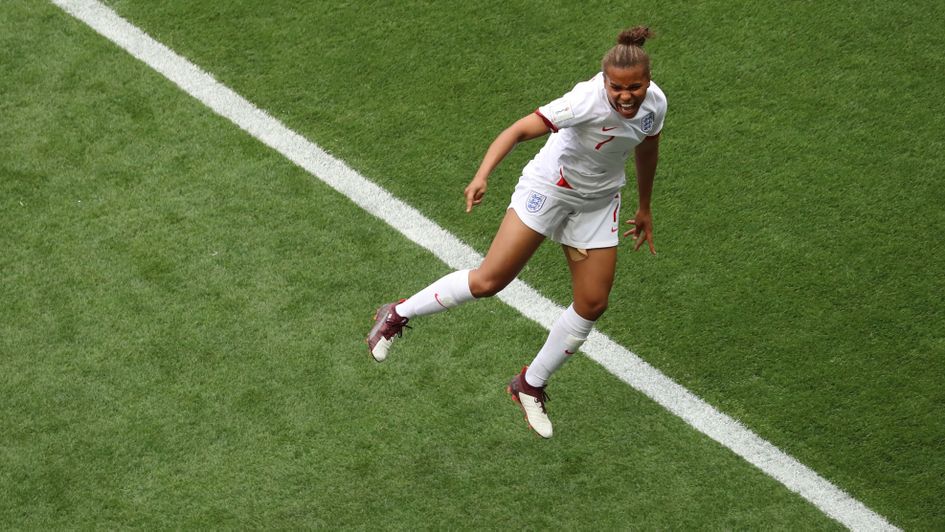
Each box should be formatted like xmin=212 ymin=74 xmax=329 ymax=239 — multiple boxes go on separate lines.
xmin=534 ymin=109 xmax=558 ymax=133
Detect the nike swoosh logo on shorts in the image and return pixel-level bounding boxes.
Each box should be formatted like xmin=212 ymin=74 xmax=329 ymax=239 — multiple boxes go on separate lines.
xmin=602 ymin=126 xmax=617 ymax=132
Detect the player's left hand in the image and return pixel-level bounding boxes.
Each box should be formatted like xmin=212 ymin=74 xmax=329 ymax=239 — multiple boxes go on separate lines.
xmin=624 ymin=209 xmax=656 ymax=255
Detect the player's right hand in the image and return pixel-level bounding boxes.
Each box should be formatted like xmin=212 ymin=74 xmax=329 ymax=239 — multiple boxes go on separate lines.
xmin=464 ymin=178 xmax=487 ymax=213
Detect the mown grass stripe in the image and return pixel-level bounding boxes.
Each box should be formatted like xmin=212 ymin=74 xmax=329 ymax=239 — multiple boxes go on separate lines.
xmin=51 ymin=1 xmax=898 ymax=529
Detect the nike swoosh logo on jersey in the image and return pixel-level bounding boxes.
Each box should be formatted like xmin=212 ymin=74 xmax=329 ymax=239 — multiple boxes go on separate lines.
xmin=601 ymin=126 xmax=617 ymax=132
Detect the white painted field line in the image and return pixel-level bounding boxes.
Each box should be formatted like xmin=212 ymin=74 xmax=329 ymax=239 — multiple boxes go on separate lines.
xmin=51 ymin=1 xmax=897 ymax=530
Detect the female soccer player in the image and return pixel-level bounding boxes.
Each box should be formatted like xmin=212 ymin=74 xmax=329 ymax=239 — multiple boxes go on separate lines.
xmin=367 ymin=26 xmax=666 ymax=438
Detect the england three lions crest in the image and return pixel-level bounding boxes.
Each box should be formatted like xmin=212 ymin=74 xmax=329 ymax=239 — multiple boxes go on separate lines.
xmin=526 ymin=191 xmax=546 ymax=213
xmin=641 ymin=112 xmax=655 ymax=134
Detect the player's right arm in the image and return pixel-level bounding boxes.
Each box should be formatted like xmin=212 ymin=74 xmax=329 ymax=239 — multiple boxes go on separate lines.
xmin=464 ymin=113 xmax=551 ymax=212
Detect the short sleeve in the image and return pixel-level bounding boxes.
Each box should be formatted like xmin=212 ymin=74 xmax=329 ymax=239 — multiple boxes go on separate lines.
xmin=535 ymin=76 xmax=601 ymax=132
xmin=646 ymin=83 xmax=668 ymax=137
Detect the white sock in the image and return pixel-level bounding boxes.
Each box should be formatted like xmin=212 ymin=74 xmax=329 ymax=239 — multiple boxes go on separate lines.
xmin=395 ymin=269 xmax=475 ymax=319
xmin=525 ymin=304 xmax=595 ymax=388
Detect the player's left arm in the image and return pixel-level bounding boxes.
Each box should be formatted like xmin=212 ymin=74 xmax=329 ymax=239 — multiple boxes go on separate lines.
xmin=624 ymin=133 xmax=660 ymax=255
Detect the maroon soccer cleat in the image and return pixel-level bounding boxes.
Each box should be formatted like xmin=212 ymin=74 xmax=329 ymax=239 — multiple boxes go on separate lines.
xmin=366 ymin=301 xmax=409 ymax=362
xmin=507 ymin=366 xmax=553 ymax=438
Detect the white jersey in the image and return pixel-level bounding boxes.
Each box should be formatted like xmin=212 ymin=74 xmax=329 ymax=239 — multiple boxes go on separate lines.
xmin=522 ymin=72 xmax=667 ymax=198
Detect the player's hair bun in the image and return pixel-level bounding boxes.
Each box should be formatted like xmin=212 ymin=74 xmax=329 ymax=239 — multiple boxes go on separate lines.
xmin=618 ymin=26 xmax=653 ymax=47
xmin=602 ymin=25 xmax=655 ymax=73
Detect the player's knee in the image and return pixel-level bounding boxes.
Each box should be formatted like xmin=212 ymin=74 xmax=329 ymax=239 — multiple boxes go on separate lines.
xmin=575 ymin=296 xmax=609 ymax=321
xmin=468 ymin=269 xmax=510 ymax=298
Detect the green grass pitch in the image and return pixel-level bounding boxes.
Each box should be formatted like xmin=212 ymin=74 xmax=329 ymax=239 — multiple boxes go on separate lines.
xmin=2 ymin=0 xmax=943 ymax=528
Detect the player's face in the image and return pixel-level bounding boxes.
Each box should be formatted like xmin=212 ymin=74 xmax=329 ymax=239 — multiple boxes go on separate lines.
xmin=604 ymin=65 xmax=650 ymax=119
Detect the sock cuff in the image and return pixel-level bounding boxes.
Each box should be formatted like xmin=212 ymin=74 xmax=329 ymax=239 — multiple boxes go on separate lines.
xmin=435 ymin=269 xmax=472 ymax=308
xmin=562 ymin=304 xmax=595 ymax=339
xmin=456 ymin=269 xmax=473 ymax=300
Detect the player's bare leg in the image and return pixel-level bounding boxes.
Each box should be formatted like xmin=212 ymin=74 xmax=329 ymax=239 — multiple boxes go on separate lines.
xmin=469 ymin=209 xmax=545 ymax=298
xmin=565 ymin=246 xmax=618 ymax=322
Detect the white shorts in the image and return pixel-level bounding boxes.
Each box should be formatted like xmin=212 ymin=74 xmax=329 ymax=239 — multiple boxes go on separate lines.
xmin=509 ymin=183 xmax=621 ymax=249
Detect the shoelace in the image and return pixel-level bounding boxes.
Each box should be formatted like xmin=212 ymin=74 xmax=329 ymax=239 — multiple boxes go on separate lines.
xmin=524 ymin=387 xmax=550 ymax=413
xmin=383 ymin=316 xmax=411 ymax=339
